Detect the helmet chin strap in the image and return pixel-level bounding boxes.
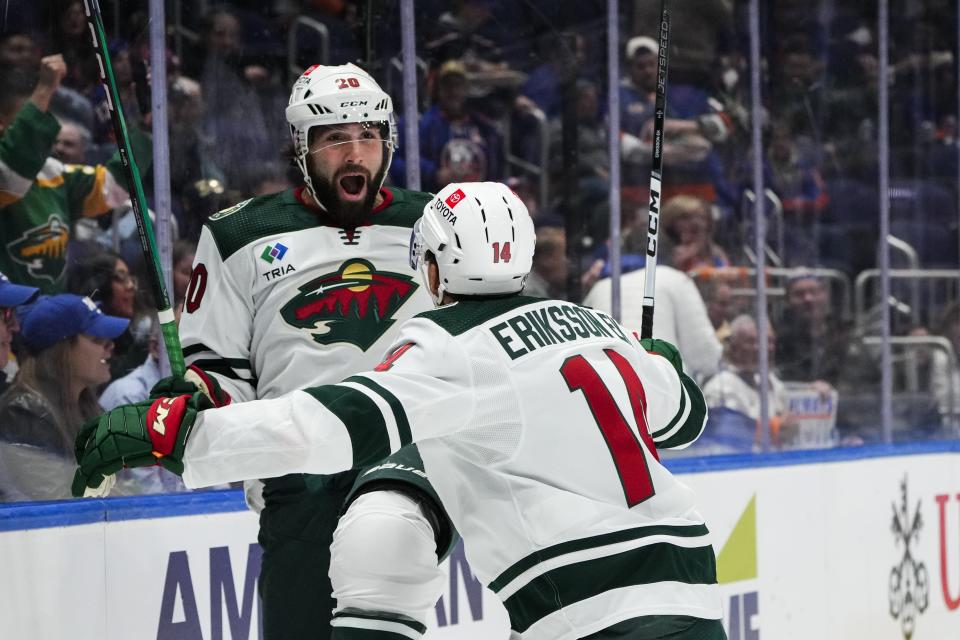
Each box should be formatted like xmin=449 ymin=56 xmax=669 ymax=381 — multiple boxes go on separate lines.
xmin=434 ymin=282 xmax=447 ymax=307
xmin=418 ymin=258 xmax=448 ymax=307
xmin=296 ymin=153 xmax=328 ymax=211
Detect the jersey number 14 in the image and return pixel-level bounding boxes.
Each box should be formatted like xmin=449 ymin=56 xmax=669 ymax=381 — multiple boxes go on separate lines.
xmin=561 ymin=348 xmax=658 ymax=507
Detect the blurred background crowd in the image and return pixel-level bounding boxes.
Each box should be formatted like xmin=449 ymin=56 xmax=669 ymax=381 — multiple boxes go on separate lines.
xmin=1 ymin=0 xmax=959 ymax=500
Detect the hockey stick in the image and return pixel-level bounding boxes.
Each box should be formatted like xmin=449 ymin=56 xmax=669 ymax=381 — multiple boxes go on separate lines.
xmin=82 ymin=0 xmax=185 ymax=376
xmin=640 ymin=0 xmax=671 ymax=340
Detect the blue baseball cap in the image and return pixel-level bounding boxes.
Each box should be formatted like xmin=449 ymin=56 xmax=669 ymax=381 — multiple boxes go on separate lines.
xmin=0 ymin=272 xmax=39 ymax=308
xmin=19 ymin=294 xmax=130 ymax=352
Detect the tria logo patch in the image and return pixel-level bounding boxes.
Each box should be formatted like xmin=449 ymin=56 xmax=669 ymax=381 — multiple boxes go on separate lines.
xmin=260 ymin=243 xmax=289 ymax=264
xmin=7 ymin=217 xmax=69 ymax=282
xmin=445 ymin=188 xmax=466 ymax=208
xmin=280 ymin=259 xmax=418 ymax=350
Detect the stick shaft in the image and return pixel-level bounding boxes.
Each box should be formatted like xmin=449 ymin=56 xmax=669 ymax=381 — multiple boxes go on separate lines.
xmin=641 ymin=0 xmax=671 ymax=340
xmin=82 ymin=0 xmax=184 ymax=376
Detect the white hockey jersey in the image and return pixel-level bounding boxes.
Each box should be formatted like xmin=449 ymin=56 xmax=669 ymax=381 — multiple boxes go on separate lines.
xmin=183 ymin=295 xmax=722 ymax=639
xmin=179 ymin=186 xmax=434 ymax=507
xmin=180 ymin=186 xmax=434 ymax=402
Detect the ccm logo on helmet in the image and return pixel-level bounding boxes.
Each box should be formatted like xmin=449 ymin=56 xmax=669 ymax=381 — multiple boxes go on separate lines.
xmin=340 ymin=100 xmax=368 ymax=107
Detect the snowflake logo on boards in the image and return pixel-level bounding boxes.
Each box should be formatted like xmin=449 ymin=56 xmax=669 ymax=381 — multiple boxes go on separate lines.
xmin=889 ymin=475 xmax=929 ymax=640
xmin=279 ymin=259 xmax=417 ymax=351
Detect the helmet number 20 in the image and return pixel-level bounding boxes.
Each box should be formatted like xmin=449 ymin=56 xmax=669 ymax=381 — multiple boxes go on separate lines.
xmin=336 ymin=77 xmax=361 ymax=89
xmin=492 ymin=241 xmax=511 ymax=263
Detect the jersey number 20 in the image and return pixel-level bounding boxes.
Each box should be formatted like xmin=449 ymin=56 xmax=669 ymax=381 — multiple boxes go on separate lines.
xmin=561 ymin=348 xmax=658 ymax=507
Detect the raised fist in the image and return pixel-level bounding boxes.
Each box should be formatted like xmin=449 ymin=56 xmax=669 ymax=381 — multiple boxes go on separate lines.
xmin=37 ymin=54 xmax=67 ymax=92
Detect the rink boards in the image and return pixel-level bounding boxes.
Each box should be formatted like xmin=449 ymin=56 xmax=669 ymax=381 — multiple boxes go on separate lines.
xmin=1 ymin=441 xmax=959 ymax=640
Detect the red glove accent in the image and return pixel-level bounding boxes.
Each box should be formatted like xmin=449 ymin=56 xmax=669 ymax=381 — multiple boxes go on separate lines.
xmin=186 ymin=364 xmax=232 ymax=407
xmin=146 ymin=394 xmax=192 ymax=456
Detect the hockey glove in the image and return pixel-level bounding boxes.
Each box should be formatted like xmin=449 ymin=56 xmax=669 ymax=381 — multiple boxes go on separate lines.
xmin=639 ymin=338 xmax=684 ymax=374
xmin=150 ymin=364 xmax=232 ymax=407
xmin=71 ymin=392 xmax=210 ymax=497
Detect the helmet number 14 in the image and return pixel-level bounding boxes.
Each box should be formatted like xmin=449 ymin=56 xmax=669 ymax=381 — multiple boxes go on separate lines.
xmin=492 ymin=241 xmax=512 ymax=263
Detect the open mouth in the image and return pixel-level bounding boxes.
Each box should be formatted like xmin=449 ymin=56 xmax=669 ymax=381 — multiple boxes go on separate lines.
xmin=338 ymin=174 xmax=368 ymax=201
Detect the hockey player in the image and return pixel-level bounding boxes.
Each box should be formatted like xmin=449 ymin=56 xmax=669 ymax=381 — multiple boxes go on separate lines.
xmin=138 ymin=64 xmax=452 ymax=639
xmin=75 ymin=181 xmax=727 ymax=640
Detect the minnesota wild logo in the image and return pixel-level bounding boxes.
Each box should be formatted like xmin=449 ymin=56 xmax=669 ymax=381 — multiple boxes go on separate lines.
xmin=280 ymin=259 xmax=418 ymax=350
xmin=7 ymin=217 xmax=69 ymax=282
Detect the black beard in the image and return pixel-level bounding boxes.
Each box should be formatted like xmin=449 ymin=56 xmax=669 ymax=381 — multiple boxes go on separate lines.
xmin=309 ymin=162 xmax=386 ymax=229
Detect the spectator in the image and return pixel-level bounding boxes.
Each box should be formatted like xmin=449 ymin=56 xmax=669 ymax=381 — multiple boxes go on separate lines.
xmin=192 ymin=8 xmax=285 ymax=191
xmin=391 ymin=60 xmax=504 ymax=192
xmin=84 ymin=42 xmax=146 ymax=154
xmin=0 ymin=56 xmax=150 ymax=293
xmin=0 ymin=294 xmax=128 ymax=502
xmin=619 ymin=37 xmax=659 ymax=142
xmin=524 ymin=227 xmax=603 ymax=301
xmin=68 ymin=252 xmax=138 ymax=319
xmin=51 ymin=118 xmax=91 ymax=164
xmin=0 ymin=30 xmax=40 ymax=70
xmin=697 ymin=277 xmax=736 ymax=342
xmin=631 ymin=0 xmax=733 ymax=88
xmin=701 ymin=314 xmax=793 ymax=451
xmin=0 ymin=273 xmax=40 ymax=394
xmin=168 ymin=74 xmax=227 ymax=241
xmin=583 ymin=264 xmax=722 ymax=381
xmin=55 ymin=0 xmax=99 ymax=94
xmin=0 ymin=30 xmax=95 ymax=134
xmin=660 ymin=195 xmax=730 ymax=271
xmin=776 ymin=273 xmax=849 ymax=385
xmin=619 ymin=37 xmax=736 ymax=210
xmin=768 ymin=36 xmax=825 ymax=145
xmin=761 ymin=120 xmax=829 ymax=266
xmin=524 ymin=227 xmax=568 ymax=299
xmin=67 ymin=252 xmax=145 ymax=379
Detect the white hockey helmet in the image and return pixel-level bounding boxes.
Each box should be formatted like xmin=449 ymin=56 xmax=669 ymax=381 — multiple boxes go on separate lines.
xmin=410 ymin=182 xmax=536 ymax=305
xmin=286 ymin=63 xmax=397 ymax=204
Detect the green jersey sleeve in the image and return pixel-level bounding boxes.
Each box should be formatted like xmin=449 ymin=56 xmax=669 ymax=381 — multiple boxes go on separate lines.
xmin=0 ymin=102 xmax=59 ymax=208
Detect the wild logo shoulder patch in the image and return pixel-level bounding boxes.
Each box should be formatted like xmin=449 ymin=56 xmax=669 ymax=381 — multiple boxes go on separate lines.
xmin=280 ymin=259 xmax=418 ymax=350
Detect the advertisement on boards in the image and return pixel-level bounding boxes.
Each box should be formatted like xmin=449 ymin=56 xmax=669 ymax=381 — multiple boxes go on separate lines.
xmin=1 ymin=447 xmax=958 ymax=639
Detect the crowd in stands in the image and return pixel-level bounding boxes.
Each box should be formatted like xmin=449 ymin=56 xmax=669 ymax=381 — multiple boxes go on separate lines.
xmin=1 ymin=0 xmax=959 ymax=501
